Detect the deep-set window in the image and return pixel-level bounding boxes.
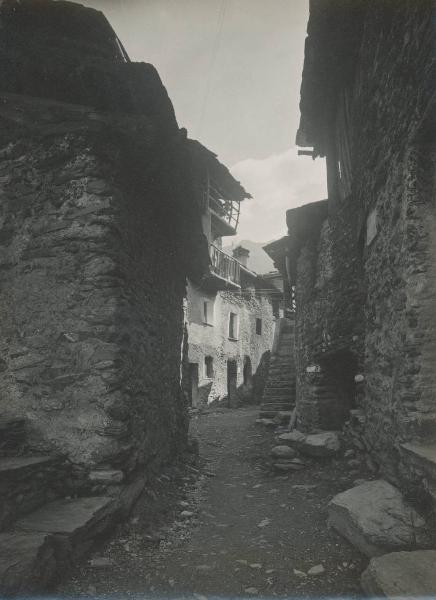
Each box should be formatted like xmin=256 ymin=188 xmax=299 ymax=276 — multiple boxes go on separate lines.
xmin=256 ymin=318 xmax=262 ymax=335
xmin=228 ymin=312 xmax=238 ymax=339
xmin=205 ymin=356 xmax=214 ymax=378
xmin=203 ymin=300 xmax=214 ymax=325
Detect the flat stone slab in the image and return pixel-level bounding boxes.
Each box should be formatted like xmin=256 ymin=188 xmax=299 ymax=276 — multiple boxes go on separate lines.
xmin=361 ymin=550 xmax=436 ymax=598
xmin=17 ymin=496 xmax=114 ymax=536
xmin=0 ymin=455 xmax=57 ymax=474
xmin=401 ymin=441 xmax=436 ymax=479
xmin=300 ymin=431 xmax=341 ymax=457
xmin=328 ymin=480 xmax=428 ymax=557
xmin=0 ymin=532 xmax=55 ymax=595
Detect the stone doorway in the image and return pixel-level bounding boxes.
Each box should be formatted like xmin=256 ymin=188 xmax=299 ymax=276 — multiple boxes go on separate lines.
xmin=317 ymin=349 xmax=358 ymax=429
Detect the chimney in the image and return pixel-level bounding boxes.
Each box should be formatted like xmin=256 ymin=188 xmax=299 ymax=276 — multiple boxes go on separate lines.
xmin=233 ymin=245 xmax=250 ymax=268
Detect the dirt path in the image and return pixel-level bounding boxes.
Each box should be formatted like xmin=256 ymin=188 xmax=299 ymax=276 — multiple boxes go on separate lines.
xmin=59 ymin=407 xmax=369 ymax=598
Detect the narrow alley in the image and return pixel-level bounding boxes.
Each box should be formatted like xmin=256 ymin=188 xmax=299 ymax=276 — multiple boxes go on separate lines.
xmin=0 ymin=0 xmax=434 ymax=597
xmin=60 ymin=408 xmax=368 ymax=598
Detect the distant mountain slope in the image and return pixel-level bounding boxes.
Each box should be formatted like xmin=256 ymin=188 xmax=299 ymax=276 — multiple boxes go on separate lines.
xmin=223 ymin=239 xmax=276 ymax=274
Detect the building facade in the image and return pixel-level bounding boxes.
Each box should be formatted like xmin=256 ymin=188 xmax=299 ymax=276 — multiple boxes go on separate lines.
xmin=184 ymin=143 xmax=280 ymax=407
xmin=274 ymin=0 xmax=435 ymax=492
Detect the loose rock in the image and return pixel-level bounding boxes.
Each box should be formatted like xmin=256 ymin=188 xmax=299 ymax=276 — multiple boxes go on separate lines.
xmin=328 ymin=479 xmax=428 ymax=557
xmin=271 ymin=445 xmax=296 ymax=459
xmin=308 ymin=564 xmax=325 ymax=575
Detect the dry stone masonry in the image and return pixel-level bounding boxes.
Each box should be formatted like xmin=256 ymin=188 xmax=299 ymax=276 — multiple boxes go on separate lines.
xmin=273 ymin=0 xmax=435 ymax=502
xmin=0 ymin=0 xmax=210 ymax=593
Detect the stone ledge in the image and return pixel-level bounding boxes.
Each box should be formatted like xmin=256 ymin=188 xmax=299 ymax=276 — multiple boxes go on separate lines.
xmin=401 ymin=441 xmax=436 ymax=481
xmin=0 ymin=455 xmax=58 ymax=475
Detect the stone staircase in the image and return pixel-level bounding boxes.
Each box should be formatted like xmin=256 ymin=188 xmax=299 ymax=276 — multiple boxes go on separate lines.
xmin=259 ymin=318 xmax=296 ymax=419
xmin=0 ymin=417 xmax=136 ymax=595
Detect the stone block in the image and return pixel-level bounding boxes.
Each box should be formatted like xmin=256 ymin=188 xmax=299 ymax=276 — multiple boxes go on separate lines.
xmin=328 ymin=480 xmax=428 ymax=557
xmin=0 ymin=532 xmax=56 ymax=595
xmin=361 ymin=550 xmax=436 ymax=598
xmin=16 ymin=496 xmax=116 ymax=559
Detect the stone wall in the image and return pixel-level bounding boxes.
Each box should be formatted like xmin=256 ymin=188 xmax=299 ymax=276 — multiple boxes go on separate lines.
xmin=0 ymin=93 xmax=206 ymax=480
xmin=186 ymin=281 xmax=275 ymax=405
xmin=293 ymin=1 xmax=435 ymax=480
xmin=290 ymin=200 xmax=365 ymax=431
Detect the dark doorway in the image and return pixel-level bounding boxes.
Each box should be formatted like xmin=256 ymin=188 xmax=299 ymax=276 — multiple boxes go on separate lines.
xmin=243 ymin=356 xmax=252 ymax=387
xmin=189 ymin=363 xmax=199 ymax=407
xmin=227 ymin=359 xmax=238 ymax=408
xmin=318 ymin=349 xmax=358 ymax=428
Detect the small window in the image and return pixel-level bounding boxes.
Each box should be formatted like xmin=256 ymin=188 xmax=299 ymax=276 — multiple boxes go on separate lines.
xmin=256 ymin=318 xmax=262 ymax=335
xmin=203 ymin=300 xmax=214 ymax=325
xmin=228 ymin=312 xmax=238 ymax=340
xmin=205 ymin=356 xmax=214 ymax=378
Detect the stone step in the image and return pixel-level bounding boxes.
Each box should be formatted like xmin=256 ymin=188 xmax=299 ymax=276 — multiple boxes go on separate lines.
xmin=260 ymin=402 xmax=293 ymax=410
xmin=0 ymin=455 xmax=69 ymax=531
xmin=263 ymin=387 xmax=295 ymax=395
xmin=0 ymin=496 xmax=116 ymax=595
xmin=262 ymin=396 xmax=296 ymax=405
xmin=267 ymin=370 xmax=296 ymax=378
xmin=0 ymin=418 xmax=26 ymax=456
xmin=264 ymin=383 xmax=295 ymax=390
xmin=0 ymin=532 xmax=55 ymax=596
xmin=260 ymin=407 xmax=293 ymax=417
xmin=400 ymin=442 xmax=436 ymax=482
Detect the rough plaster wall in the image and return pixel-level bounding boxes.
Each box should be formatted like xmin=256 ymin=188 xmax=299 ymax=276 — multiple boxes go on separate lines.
xmin=186 ymin=281 xmax=275 ymax=404
xmin=0 ymin=95 xmax=204 ymax=478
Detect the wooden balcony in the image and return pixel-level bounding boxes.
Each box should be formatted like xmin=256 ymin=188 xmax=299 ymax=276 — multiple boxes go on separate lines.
xmin=201 ymin=245 xmax=241 ymax=292
xmin=203 ymin=179 xmax=241 ymax=237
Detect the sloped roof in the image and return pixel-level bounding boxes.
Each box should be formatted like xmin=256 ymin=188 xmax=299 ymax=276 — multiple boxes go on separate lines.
xmin=296 ymin=0 xmax=365 ymax=155
xmin=187 ymin=139 xmax=251 ymax=202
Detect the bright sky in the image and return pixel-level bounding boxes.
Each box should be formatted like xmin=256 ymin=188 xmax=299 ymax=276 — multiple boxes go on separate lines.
xmin=81 ymin=0 xmax=327 ymax=242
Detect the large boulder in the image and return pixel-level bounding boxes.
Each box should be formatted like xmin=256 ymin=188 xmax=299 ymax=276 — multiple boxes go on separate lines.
xmin=328 ymin=480 xmax=428 ymax=557
xmin=271 ymin=445 xmax=296 ymax=459
xmin=300 ymin=431 xmax=341 ymax=457
xmin=361 ymin=550 xmax=436 ymax=598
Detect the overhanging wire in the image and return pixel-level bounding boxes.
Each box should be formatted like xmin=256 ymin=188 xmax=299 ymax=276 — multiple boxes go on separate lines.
xmin=196 ymin=0 xmax=229 ymax=138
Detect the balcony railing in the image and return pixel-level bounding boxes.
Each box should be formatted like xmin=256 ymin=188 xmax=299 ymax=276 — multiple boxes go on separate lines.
xmin=210 ymin=245 xmax=241 ymax=287
xmin=203 ymin=179 xmax=241 ymax=233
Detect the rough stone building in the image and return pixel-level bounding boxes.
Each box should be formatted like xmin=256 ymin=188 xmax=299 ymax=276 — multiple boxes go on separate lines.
xmin=184 ymin=143 xmax=280 ymax=407
xmin=0 ymin=1 xmax=211 ymax=591
xmin=274 ymin=0 xmax=435 ymax=492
